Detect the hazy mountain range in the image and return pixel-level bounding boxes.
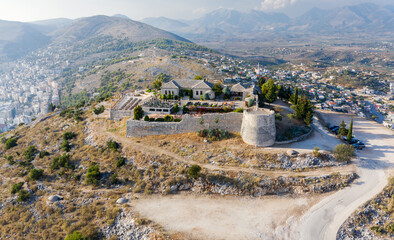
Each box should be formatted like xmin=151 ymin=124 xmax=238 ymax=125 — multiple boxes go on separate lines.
xmin=141 ymin=3 xmax=394 ymax=41
xmin=0 ymin=2 xmax=392 ymax=61
xmin=0 ymin=15 xmax=188 ymax=60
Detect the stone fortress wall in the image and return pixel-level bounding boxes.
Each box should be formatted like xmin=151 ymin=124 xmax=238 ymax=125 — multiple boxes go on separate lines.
xmin=127 ymin=112 xmax=243 ymax=137
xmin=126 ymin=108 xmax=277 ymax=147
xmin=241 ymin=108 xmax=276 ymax=147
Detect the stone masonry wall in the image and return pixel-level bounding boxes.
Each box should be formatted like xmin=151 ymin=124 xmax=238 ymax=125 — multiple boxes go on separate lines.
xmin=110 ymin=110 xmax=133 ymax=120
xmin=127 ymin=112 xmax=243 ymax=137
xmin=241 ymin=109 xmax=276 ymax=147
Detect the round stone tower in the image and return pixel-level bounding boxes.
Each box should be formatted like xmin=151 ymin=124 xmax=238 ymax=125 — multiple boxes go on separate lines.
xmin=241 ymin=108 xmax=276 ymax=147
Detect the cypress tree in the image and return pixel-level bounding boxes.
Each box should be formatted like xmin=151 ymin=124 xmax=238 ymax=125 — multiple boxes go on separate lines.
xmin=347 ymin=118 xmax=353 ymax=142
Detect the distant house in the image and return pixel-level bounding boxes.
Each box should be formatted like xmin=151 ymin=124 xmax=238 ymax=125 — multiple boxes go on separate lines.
xmin=161 ymin=79 xmax=215 ymax=100
xmin=230 ymin=83 xmax=261 ymax=100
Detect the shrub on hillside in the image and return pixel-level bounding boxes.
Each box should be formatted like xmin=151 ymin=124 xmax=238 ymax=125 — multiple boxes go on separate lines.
xmin=65 ymin=231 xmax=88 ymax=240
xmin=63 ymin=132 xmax=77 ymax=141
xmin=23 ymin=145 xmax=37 ymax=161
xmin=17 ymin=190 xmax=30 ymax=202
xmin=29 ymin=169 xmax=44 ymax=180
xmin=93 ymin=105 xmax=105 ymax=115
xmin=116 ymin=156 xmax=126 ymax=168
xmin=86 ymin=164 xmax=100 ymax=185
xmin=107 ymin=140 xmax=120 ymax=151
xmin=11 ymin=182 xmax=24 ymax=194
xmin=198 ymin=128 xmax=230 ymax=141
xmin=334 ymin=144 xmax=355 ymax=162
xmin=188 ymin=165 xmax=201 ymax=179
xmin=51 ymin=154 xmax=72 ymax=170
xmin=39 ymin=151 xmax=50 ymax=158
xmin=5 ymin=137 xmax=18 ymax=150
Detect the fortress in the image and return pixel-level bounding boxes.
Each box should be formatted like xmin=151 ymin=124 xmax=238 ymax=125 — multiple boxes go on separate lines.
xmin=126 ymin=108 xmax=276 ymax=147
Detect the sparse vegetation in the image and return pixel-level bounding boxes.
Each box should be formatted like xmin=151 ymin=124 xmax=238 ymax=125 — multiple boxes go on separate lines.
xmin=93 ymin=105 xmax=105 ymax=115
xmin=334 ymin=144 xmax=355 ymax=162
xmin=85 ymin=164 xmax=100 ymax=185
xmin=29 ymin=168 xmax=44 ymax=180
xmin=188 ymin=165 xmax=202 ymax=179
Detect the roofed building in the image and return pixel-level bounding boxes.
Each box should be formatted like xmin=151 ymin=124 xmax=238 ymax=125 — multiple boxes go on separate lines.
xmin=161 ymin=79 xmax=215 ymax=100
xmin=230 ymin=83 xmax=261 ymax=100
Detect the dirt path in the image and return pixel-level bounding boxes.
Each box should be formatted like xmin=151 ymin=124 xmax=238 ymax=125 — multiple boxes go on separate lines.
xmin=294 ymin=111 xmax=394 ymax=240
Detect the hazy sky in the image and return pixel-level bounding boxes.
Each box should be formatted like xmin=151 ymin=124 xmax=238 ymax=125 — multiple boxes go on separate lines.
xmin=0 ymin=0 xmax=392 ymax=22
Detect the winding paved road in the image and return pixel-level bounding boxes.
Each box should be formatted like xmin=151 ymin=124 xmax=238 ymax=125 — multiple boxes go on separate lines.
xmin=295 ymin=111 xmax=394 ymax=240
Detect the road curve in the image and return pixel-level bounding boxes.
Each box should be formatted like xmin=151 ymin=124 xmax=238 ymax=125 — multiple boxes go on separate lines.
xmin=295 ymin=113 xmax=394 ymax=240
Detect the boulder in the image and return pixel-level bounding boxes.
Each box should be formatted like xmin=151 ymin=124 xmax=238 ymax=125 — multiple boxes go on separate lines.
xmin=287 ymin=150 xmax=299 ymax=156
xmin=48 ymin=195 xmax=63 ymax=203
xmin=116 ymin=198 xmax=128 ymax=205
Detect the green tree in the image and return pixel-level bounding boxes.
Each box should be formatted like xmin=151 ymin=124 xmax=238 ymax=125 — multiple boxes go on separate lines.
xmin=199 ymin=116 xmax=204 ymax=128
xmin=133 ymin=105 xmax=143 ymax=120
xmin=347 ymin=118 xmax=353 ymax=143
xmin=261 ymin=79 xmax=277 ymax=104
xmin=291 ymin=87 xmax=299 ymax=105
xmin=188 ymin=165 xmax=202 ymax=179
xmin=223 ymin=86 xmax=231 ymax=99
xmin=194 ymin=75 xmax=203 ymax=80
xmin=212 ymin=83 xmax=223 ymax=97
xmin=334 ymin=144 xmax=355 ymax=162
xmin=338 ymin=120 xmax=348 ymax=136
xmin=257 ymin=76 xmax=266 ymax=88
xmin=173 ymin=104 xmax=180 ymax=113
xmin=293 ymin=95 xmax=313 ymax=123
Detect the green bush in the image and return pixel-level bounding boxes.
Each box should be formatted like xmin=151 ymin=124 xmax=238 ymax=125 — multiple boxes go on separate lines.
xmin=11 ymin=182 xmax=24 ymax=194
xmin=233 ymin=108 xmax=244 ymax=113
xmin=133 ymin=105 xmax=143 ymax=120
xmin=188 ymin=165 xmax=202 ymax=179
xmin=65 ymin=231 xmax=88 ymax=240
xmin=51 ymin=154 xmax=72 ymax=170
xmin=173 ymin=104 xmax=180 ymax=113
xmin=30 ymin=169 xmax=44 ymax=180
xmin=6 ymin=155 xmax=15 ymax=165
xmin=164 ymin=115 xmax=173 ymax=122
xmin=86 ymin=164 xmax=100 ymax=185
xmin=93 ymin=105 xmax=105 ymax=115
xmin=23 ymin=145 xmax=37 ymax=161
xmin=116 ymin=156 xmax=126 ymax=168
xmin=174 ymin=118 xmax=182 ymax=122
xmin=334 ymin=144 xmax=355 ymax=162
xmin=17 ymin=190 xmax=30 ymax=202
xmin=39 ymin=151 xmax=50 ymax=158
xmin=275 ymin=113 xmax=283 ymax=121
xmin=198 ymin=128 xmax=230 ymax=141
xmin=144 ymin=116 xmax=150 ymax=121
xmin=107 ymin=140 xmax=120 ymax=151
xmin=61 ymin=139 xmax=71 ymax=152
xmin=63 ymin=132 xmax=76 ymax=141
xmin=5 ymin=137 xmax=18 ymax=150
